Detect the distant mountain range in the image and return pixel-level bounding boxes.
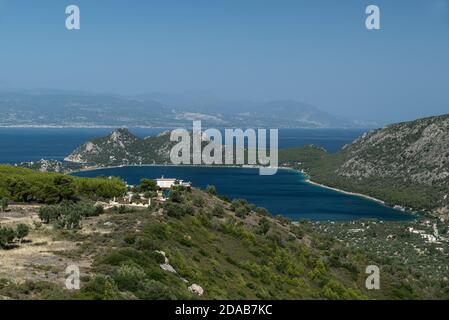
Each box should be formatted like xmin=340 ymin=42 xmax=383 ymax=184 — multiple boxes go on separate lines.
xmin=0 ymin=91 xmax=374 ymax=128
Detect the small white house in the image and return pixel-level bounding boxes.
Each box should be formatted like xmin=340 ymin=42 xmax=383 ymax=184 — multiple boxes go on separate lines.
xmin=156 ymin=177 xmax=178 ymax=189
xmin=156 ymin=177 xmax=192 ymax=189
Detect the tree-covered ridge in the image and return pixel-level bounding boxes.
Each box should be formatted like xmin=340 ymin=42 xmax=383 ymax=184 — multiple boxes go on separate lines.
xmin=0 ymin=165 xmax=126 ymax=203
xmin=279 ymin=114 xmax=449 ymax=214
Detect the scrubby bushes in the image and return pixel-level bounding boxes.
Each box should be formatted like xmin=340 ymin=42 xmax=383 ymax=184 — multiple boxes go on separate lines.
xmin=0 ymin=224 xmax=29 ymax=248
xmin=168 ymin=190 xmax=183 ymax=203
xmin=255 ymin=207 xmax=270 ymax=216
xmin=113 ymin=205 xmax=136 ymax=215
xmin=15 ymin=224 xmax=30 ymax=243
xmin=192 ymin=196 xmax=205 ymax=207
xmin=211 ymin=204 xmax=225 ymax=217
xmin=0 ymin=198 xmax=9 ymax=212
xmin=38 ymin=201 xmax=104 ymax=230
xmin=231 ymin=199 xmax=252 ymax=218
xmin=206 ymin=185 xmax=216 ymax=195
xmin=164 ymin=202 xmax=186 ymax=219
xmin=258 ymin=217 xmax=270 ymax=235
xmin=0 ymin=227 xmax=16 ymax=248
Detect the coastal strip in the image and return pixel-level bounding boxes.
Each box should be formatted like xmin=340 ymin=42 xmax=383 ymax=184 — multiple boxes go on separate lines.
xmin=305 ymin=178 xmax=386 ymax=205
xmin=279 ymin=166 xmax=388 ymax=205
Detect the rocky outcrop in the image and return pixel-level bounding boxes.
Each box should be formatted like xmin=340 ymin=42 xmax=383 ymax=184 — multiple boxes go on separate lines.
xmin=188 ymin=284 xmax=204 ymax=296
xmin=156 ymin=250 xmax=204 ymax=296
xmin=65 ymin=128 xmax=175 ymax=166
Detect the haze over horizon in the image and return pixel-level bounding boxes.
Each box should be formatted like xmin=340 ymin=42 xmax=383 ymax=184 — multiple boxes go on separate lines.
xmin=1 ymin=0 xmax=449 ymax=124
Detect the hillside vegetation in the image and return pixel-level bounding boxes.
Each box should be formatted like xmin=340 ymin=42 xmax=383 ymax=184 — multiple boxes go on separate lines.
xmin=0 ymin=169 xmax=448 ymax=299
xmin=0 ymin=165 xmax=126 ymax=203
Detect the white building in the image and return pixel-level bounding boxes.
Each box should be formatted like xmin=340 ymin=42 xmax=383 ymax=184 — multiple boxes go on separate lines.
xmin=156 ymin=177 xmax=178 ymax=189
xmin=156 ymin=177 xmax=192 ymax=189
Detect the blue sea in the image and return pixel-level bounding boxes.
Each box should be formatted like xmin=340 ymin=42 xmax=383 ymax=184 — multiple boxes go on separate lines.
xmin=0 ymin=127 xmax=413 ymax=221
xmin=0 ymin=128 xmax=365 ymax=164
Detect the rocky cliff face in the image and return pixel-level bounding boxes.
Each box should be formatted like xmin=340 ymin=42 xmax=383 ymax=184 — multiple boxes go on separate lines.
xmin=338 ymin=114 xmax=449 ymax=186
xmin=314 ymin=114 xmax=449 ymax=214
xmin=65 ymin=128 xmax=174 ymax=166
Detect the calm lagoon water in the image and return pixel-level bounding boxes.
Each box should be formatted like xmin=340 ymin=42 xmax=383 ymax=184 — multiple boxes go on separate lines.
xmin=1 ymin=127 xmax=413 ymax=221
xmin=74 ymin=166 xmax=414 ymax=221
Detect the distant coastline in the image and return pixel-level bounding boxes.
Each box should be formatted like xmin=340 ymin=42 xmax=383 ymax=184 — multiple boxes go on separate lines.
xmin=0 ymin=125 xmax=172 ymax=129
xmin=70 ymin=163 xmax=260 ymax=174
xmin=0 ymin=125 xmax=371 ymax=130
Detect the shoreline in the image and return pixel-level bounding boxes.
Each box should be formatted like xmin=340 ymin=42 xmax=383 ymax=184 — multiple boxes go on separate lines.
xmin=70 ymin=163 xmax=265 ymax=174
xmin=281 ymin=166 xmax=388 ymax=205
xmin=304 ymin=178 xmax=386 ymax=205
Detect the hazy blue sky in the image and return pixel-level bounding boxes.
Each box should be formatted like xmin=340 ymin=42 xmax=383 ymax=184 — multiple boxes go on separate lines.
xmin=0 ymin=0 xmax=449 ymax=123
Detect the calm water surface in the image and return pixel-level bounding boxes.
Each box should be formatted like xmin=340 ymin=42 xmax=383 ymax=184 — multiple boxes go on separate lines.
xmin=74 ymin=166 xmax=414 ymax=221
xmin=2 ymin=127 xmax=413 ymax=221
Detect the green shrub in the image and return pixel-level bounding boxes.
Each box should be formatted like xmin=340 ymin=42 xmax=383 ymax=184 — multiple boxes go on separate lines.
xmin=0 ymin=227 xmax=16 ymax=248
xmin=144 ymin=223 xmax=170 ymax=240
xmin=258 ymin=217 xmax=270 ymax=235
xmin=168 ymin=190 xmax=183 ymax=203
xmin=114 ymin=264 xmax=146 ymax=292
xmin=235 ymin=206 xmax=250 ymax=218
xmin=0 ymin=198 xmax=9 ymax=212
xmin=15 ymin=224 xmax=29 ymax=242
xmin=255 ymin=207 xmax=271 ymax=216
xmin=206 ymin=185 xmax=217 ymax=195
xmin=81 ymin=275 xmax=124 ymax=300
xmin=192 ymin=196 xmax=205 ymax=207
xmin=113 ymin=205 xmax=136 ymax=214
xmin=136 ymin=280 xmax=178 ymax=300
xmin=164 ymin=203 xmax=185 ymax=218
xmin=134 ymin=237 xmax=158 ymax=251
xmin=184 ymin=205 xmax=195 ymax=216
xmin=211 ymin=204 xmax=225 ymax=217
xmin=38 ymin=202 xmax=104 ymax=230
